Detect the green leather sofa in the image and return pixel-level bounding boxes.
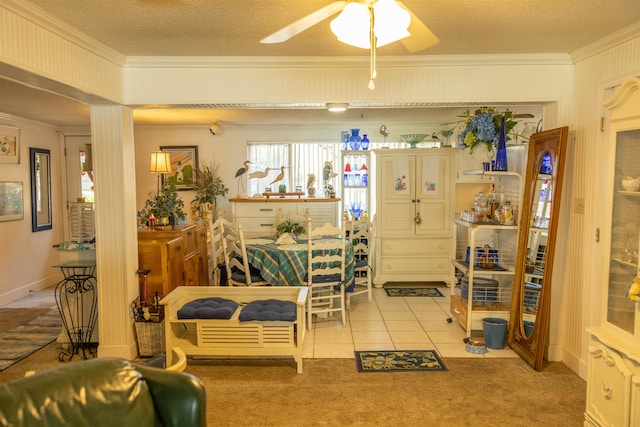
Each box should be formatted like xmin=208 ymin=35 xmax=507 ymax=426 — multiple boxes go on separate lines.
xmin=0 ymin=358 xmax=206 ymax=427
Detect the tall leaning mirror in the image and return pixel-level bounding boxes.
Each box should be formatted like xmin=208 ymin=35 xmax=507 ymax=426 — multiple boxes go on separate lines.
xmin=507 ymin=127 xmax=568 ymax=371
xmin=30 ymin=147 xmax=52 ymax=232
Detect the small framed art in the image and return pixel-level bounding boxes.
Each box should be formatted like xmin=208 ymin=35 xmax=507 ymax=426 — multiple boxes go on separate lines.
xmin=160 ymin=145 xmax=199 ymax=190
xmin=0 ymin=125 xmax=20 ymax=165
xmin=0 ymin=181 xmax=24 ymax=222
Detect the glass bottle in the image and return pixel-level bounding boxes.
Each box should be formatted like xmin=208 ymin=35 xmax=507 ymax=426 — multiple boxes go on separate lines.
xmin=360 ymin=163 xmax=369 ymax=186
xmin=344 ymin=162 xmax=351 ymax=186
xmin=502 ymin=201 xmax=514 ymax=225
xmin=540 ymin=152 xmax=552 ymax=174
xmin=361 ymin=134 xmax=370 ymax=150
xmin=341 ymin=131 xmax=349 ymax=150
xmin=353 ymin=163 xmax=360 ymax=186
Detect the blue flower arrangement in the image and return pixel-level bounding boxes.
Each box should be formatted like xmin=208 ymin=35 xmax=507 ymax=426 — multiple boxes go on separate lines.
xmin=458 ymin=107 xmax=518 ymax=152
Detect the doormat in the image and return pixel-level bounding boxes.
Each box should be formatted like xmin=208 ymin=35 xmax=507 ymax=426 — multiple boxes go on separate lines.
xmin=355 ymin=350 xmax=448 ymax=372
xmin=384 ymin=287 xmax=444 ymax=297
xmin=0 ymin=308 xmax=61 ymax=371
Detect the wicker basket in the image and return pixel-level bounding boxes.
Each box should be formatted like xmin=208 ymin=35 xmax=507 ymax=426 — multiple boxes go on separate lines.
xmin=134 ymin=320 xmax=165 ymax=357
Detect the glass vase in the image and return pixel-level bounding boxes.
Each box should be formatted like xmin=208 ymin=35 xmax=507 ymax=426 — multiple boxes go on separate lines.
xmin=493 ymin=115 xmax=508 ymax=171
xmin=361 ymin=134 xmax=370 ymax=150
xmin=349 ymin=129 xmax=361 ymax=150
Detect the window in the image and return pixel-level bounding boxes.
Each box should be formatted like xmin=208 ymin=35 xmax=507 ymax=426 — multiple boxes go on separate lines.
xmin=247 ymin=140 xmax=405 ymax=198
xmin=247 ymin=142 xmax=342 ymax=197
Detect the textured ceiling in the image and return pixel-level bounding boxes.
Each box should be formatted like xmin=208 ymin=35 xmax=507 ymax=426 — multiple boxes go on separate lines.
xmin=24 ymin=0 xmax=640 ymax=57
xmin=2 ymin=0 xmax=640 ymax=126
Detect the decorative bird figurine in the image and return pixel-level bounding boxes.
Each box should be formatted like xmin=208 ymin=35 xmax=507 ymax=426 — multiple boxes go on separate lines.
xmin=248 ymin=167 xmax=273 ymax=179
xmin=235 ymin=160 xmax=252 ymax=197
xmin=235 ymin=160 xmax=252 ymax=178
xmin=322 ymin=161 xmax=337 ymax=182
xmin=379 ymin=124 xmax=389 ymax=141
xmin=307 ymin=173 xmax=316 ymax=197
xmin=269 ymin=166 xmax=286 ymax=185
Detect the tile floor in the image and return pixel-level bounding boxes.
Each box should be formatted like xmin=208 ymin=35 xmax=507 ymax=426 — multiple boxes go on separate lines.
xmin=4 ymin=284 xmax=519 ymax=359
xmin=305 ymin=285 xmax=518 ymax=359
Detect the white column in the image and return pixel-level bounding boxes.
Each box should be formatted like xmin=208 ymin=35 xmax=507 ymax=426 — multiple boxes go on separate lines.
xmin=90 ymin=105 xmax=139 ymax=359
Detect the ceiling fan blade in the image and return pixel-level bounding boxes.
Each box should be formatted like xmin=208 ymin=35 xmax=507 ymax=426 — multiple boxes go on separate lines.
xmin=396 ymin=1 xmax=439 ymax=53
xmin=260 ymin=1 xmax=347 ymax=44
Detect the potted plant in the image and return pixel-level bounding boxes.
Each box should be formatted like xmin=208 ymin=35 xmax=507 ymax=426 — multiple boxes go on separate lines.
xmin=189 ymin=162 xmax=229 ymax=226
xmin=138 ymin=182 xmax=186 ymax=228
xmin=275 ymin=217 xmax=306 ymax=238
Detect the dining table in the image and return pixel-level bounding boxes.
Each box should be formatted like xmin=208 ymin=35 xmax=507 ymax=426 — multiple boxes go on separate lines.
xmin=243 ymin=237 xmax=355 ymax=292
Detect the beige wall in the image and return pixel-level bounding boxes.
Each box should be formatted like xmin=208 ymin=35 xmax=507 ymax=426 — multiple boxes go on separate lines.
xmin=0 ymin=115 xmax=64 ymax=305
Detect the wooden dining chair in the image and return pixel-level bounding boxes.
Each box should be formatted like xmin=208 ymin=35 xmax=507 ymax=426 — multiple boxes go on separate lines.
xmin=208 ymin=217 xmax=235 ymax=285
xmin=345 ymin=214 xmax=375 ymax=309
xmin=305 ymin=220 xmax=346 ymax=330
xmin=220 ymin=222 xmax=269 ymax=287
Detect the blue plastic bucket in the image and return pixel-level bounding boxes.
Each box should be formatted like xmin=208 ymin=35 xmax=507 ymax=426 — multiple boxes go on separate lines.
xmin=483 ymin=317 xmax=508 ymax=349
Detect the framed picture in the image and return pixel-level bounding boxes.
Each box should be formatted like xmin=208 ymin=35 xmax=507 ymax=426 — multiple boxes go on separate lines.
xmin=0 ymin=125 xmax=20 ymax=165
xmin=160 ymin=145 xmax=198 ymax=190
xmin=0 ymin=181 xmax=24 ymax=222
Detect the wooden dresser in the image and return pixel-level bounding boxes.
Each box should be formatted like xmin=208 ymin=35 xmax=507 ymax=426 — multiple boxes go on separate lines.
xmin=137 ymin=224 xmax=209 ymax=300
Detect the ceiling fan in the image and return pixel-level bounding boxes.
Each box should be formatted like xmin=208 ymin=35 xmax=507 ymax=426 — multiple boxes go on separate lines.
xmin=261 ymin=0 xmax=438 ymax=53
xmin=260 ymin=0 xmax=439 ymax=89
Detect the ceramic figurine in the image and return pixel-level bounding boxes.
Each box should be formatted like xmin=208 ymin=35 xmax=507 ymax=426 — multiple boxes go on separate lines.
xmin=307 ymin=173 xmax=316 ymax=197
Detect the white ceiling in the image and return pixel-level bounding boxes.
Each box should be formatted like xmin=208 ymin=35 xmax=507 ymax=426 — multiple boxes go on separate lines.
xmin=2 ymin=0 xmax=640 ymax=126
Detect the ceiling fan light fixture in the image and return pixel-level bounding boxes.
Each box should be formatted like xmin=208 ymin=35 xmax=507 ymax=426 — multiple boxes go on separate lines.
xmin=373 ymin=0 xmax=411 ymax=47
xmin=326 ymin=103 xmax=349 ymax=112
xmin=330 ymin=2 xmax=371 ymax=49
xmin=330 ymin=0 xmax=411 ymax=49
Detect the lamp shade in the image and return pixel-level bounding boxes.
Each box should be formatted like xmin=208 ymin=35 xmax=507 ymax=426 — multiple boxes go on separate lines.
xmin=330 ymin=2 xmax=371 ymax=49
xmin=330 ymin=0 xmax=411 ymax=49
xmin=149 ymin=152 xmax=172 ymax=173
xmin=373 ymin=0 xmax=411 ymax=47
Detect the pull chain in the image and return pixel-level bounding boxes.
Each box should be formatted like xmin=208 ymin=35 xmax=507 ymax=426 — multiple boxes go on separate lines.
xmin=368 ymin=5 xmax=376 ymax=90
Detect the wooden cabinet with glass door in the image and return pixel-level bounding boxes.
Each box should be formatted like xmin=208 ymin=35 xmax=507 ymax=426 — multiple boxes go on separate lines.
xmin=585 ymin=77 xmax=640 ymax=427
xmin=341 ymin=149 xmax=371 ymax=224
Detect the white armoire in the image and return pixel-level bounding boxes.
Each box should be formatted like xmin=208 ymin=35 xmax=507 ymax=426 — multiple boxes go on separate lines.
xmin=370 ymin=148 xmax=455 ymax=286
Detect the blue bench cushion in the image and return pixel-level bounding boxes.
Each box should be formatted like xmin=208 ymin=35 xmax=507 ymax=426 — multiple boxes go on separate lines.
xmin=239 ymin=299 xmax=297 ymax=322
xmin=177 ymin=297 xmax=238 ymax=319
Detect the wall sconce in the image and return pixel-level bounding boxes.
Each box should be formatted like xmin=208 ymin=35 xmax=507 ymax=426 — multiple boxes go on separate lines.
xmin=326 ymin=103 xmax=349 ymax=112
xmin=209 ymin=121 xmax=221 ymax=135
xmin=149 ymin=151 xmax=172 ymax=193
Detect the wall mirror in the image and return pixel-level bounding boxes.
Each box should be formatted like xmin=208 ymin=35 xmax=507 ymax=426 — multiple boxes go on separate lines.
xmin=30 ymin=147 xmax=52 ymax=232
xmin=507 ymin=127 xmax=568 ymax=371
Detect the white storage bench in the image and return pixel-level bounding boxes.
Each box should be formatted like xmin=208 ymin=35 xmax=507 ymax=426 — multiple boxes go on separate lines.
xmin=160 ymin=286 xmax=308 ymax=373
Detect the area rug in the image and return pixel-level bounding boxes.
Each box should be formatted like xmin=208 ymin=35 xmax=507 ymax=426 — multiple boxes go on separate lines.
xmin=355 ymin=350 xmax=448 ymax=372
xmin=0 ymin=308 xmax=61 ymax=371
xmin=384 ymin=287 xmax=444 ymax=297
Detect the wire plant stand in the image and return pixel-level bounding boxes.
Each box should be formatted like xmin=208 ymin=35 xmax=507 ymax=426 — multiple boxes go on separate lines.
xmin=54 ymin=263 xmax=98 ymax=361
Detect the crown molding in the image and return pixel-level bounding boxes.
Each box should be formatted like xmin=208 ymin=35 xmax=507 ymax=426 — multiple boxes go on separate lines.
xmin=571 ymin=20 xmax=640 ymax=63
xmin=125 ymin=53 xmax=572 ymax=69
xmin=4 ymin=0 xmax=126 ymax=67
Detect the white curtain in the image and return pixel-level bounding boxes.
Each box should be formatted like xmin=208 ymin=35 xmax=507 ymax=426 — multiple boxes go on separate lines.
xmin=248 ymin=142 xmax=341 ymax=197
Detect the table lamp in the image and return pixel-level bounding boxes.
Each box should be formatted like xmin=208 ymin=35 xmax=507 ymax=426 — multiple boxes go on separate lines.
xmin=149 ymin=151 xmax=172 ymax=193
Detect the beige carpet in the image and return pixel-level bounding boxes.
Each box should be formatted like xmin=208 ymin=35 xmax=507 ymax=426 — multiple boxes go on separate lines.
xmin=0 ymin=340 xmax=586 ymax=427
